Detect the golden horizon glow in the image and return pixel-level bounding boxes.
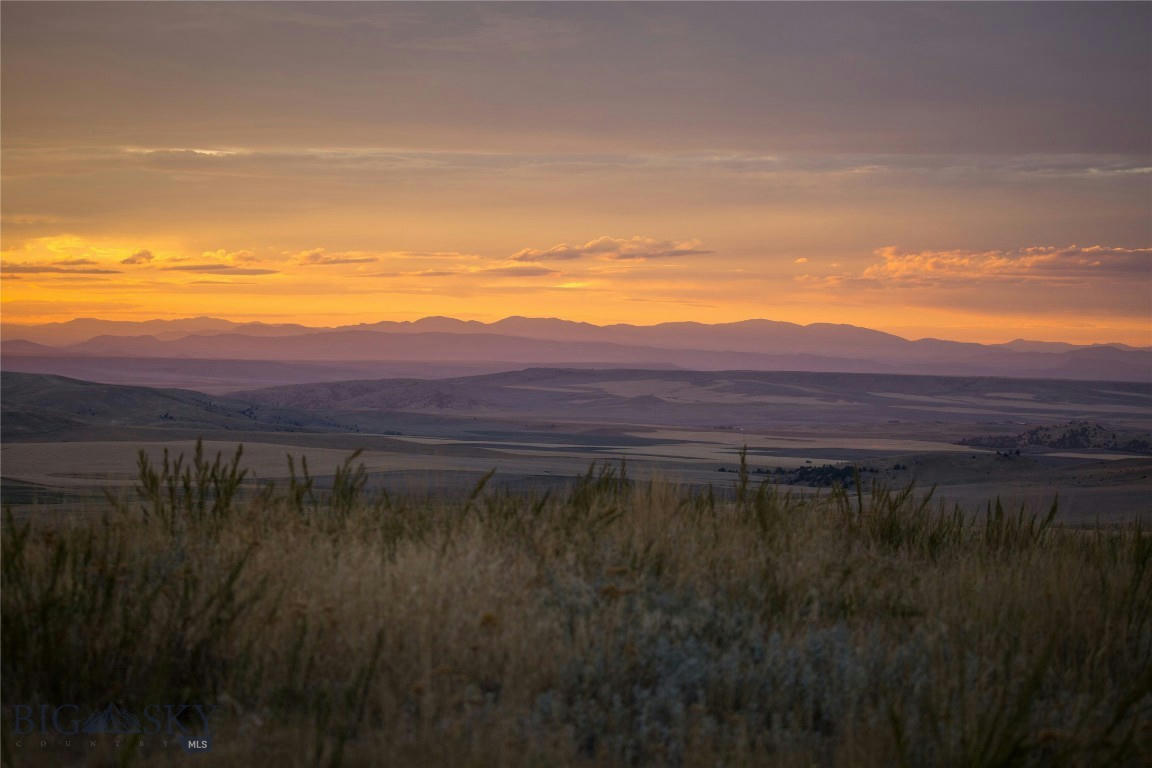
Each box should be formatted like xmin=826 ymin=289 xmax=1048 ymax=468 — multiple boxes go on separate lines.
xmin=1 ymin=233 xmax=1150 ymax=346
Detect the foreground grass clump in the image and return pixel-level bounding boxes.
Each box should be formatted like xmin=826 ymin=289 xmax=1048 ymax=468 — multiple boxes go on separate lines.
xmin=2 ymin=443 xmax=1150 ymax=767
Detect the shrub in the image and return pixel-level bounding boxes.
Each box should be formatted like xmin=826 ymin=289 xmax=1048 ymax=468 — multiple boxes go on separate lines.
xmin=2 ymin=441 xmax=1149 ymax=766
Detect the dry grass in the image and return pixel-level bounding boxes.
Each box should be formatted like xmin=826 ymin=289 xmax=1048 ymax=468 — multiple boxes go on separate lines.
xmin=2 ymin=443 xmax=1150 ymax=767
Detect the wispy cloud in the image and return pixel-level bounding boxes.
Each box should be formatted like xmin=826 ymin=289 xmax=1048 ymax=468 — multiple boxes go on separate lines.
xmin=863 ymin=245 xmax=1151 ymax=285
xmin=513 ymin=235 xmax=711 ymax=262
xmin=96 ymin=146 xmax=1152 ymax=182
xmin=365 ymin=269 xmax=465 ymax=278
xmin=367 ymin=265 xmax=557 ymax=279
xmin=201 ymin=249 xmax=260 ymax=264
xmin=293 ymin=248 xmax=378 ymax=266
xmin=123 ymin=147 xmax=247 ymax=158
xmin=120 ymin=249 xmax=154 ymax=265
xmin=52 ymin=258 xmax=99 ymax=266
xmin=394 ymin=251 xmax=479 ymax=260
xmin=478 ymin=265 xmax=558 ymax=277
xmin=1 ymin=263 xmax=121 ymax=275
xmin=160 ymin=264 xmax=278 ymax=275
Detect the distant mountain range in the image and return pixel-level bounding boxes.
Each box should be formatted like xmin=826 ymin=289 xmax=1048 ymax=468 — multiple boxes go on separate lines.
xmin=2 ymin=315 xmax=1150 ymax=382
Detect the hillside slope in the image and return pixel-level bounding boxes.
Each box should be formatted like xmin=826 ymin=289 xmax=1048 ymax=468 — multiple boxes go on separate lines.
xmin=0 ymin=372 xmax=352 ymax=439
xmin=237 ymin=368 xmax=1152 ymax=429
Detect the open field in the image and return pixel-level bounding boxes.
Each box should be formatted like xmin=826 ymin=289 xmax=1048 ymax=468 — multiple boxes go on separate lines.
xmin=3 ymin=369 xmax=1150 ymax=525
xmin=2 ymin=443 xmax=1149 ymax=766
xmin=4 ymin=433 xmax=1151 ymax=528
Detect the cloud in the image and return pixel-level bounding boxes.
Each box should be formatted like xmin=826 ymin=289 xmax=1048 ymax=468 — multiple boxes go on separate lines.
xmin=124 ymin=147 xmax=246 ymax=158
xmin=513 ymin=235 xmax=712 ymax=262
xmin=365 ymin=268 xmax=468 ymax=278
xmin=863 ymin=245 xmax=1151 ymax=285
xmin=120 ymin=249 xmax=154 ymax=264
xmin=793 ymin=257 xmax=809 ymax=264
xmin=366 ymin=266 xmax=553 ymax=278
xmin=511 ymin=244 xmax=585 ymax=262
xmin=161 ymin=264 xmax=278 ymax=275
xmin=478 ymin=265 xmax=558 ymax=277
xmin=1 ymin=263 xmax=121 ymax=274
xmin=201 ymin=248 xmax=260 ymax=263
xmin=793 ymin=273 xmax=844 ymax=289
xmin=106 ymin=146 xmax=1152 ymax=182
xmin=52 ymin=258 xmax=99 ymax=266
xmin=394 ymin=251 xmax=478 ymax=260
xmin=312 ymin=256 xmax=377 ymax=265
xmin=293 ymin=249 xmax=378 ymax=266
xmin=1 ymin=214 xmax=63 ymax=226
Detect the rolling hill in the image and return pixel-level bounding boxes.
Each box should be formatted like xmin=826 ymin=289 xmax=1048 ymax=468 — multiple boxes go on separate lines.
xmin=236 ymin=368 xmax=1152 ymax=429
xmin=0 ymin=372 xmax=353 ymax=439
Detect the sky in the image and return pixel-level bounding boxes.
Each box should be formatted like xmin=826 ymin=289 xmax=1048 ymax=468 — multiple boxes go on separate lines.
xmin=2 ymin=2 xmax=1150 ymax=344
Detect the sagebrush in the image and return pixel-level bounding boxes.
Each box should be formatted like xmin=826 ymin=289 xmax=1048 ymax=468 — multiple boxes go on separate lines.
xmin=2 ymin=442 xmax=1150 ymax=766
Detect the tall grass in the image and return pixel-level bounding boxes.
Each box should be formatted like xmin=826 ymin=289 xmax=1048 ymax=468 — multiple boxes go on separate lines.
xmin=2 ymin=440 xmax=1149 ymax=766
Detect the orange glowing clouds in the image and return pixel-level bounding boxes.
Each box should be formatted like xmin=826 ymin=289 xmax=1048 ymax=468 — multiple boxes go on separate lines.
xmin=3 ymin=233 xmax=1148 ymax=345
xmin=1 ymin=3 xmax=1150 ymax=343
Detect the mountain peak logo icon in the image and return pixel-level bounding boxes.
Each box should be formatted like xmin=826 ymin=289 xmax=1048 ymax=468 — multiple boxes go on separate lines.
xmin=80 ymin=704 xmax=142 ymax=734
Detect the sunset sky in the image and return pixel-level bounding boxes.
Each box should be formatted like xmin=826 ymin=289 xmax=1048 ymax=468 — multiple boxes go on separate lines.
xmin=2 ymin=2 xmax=1150 ymax=344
